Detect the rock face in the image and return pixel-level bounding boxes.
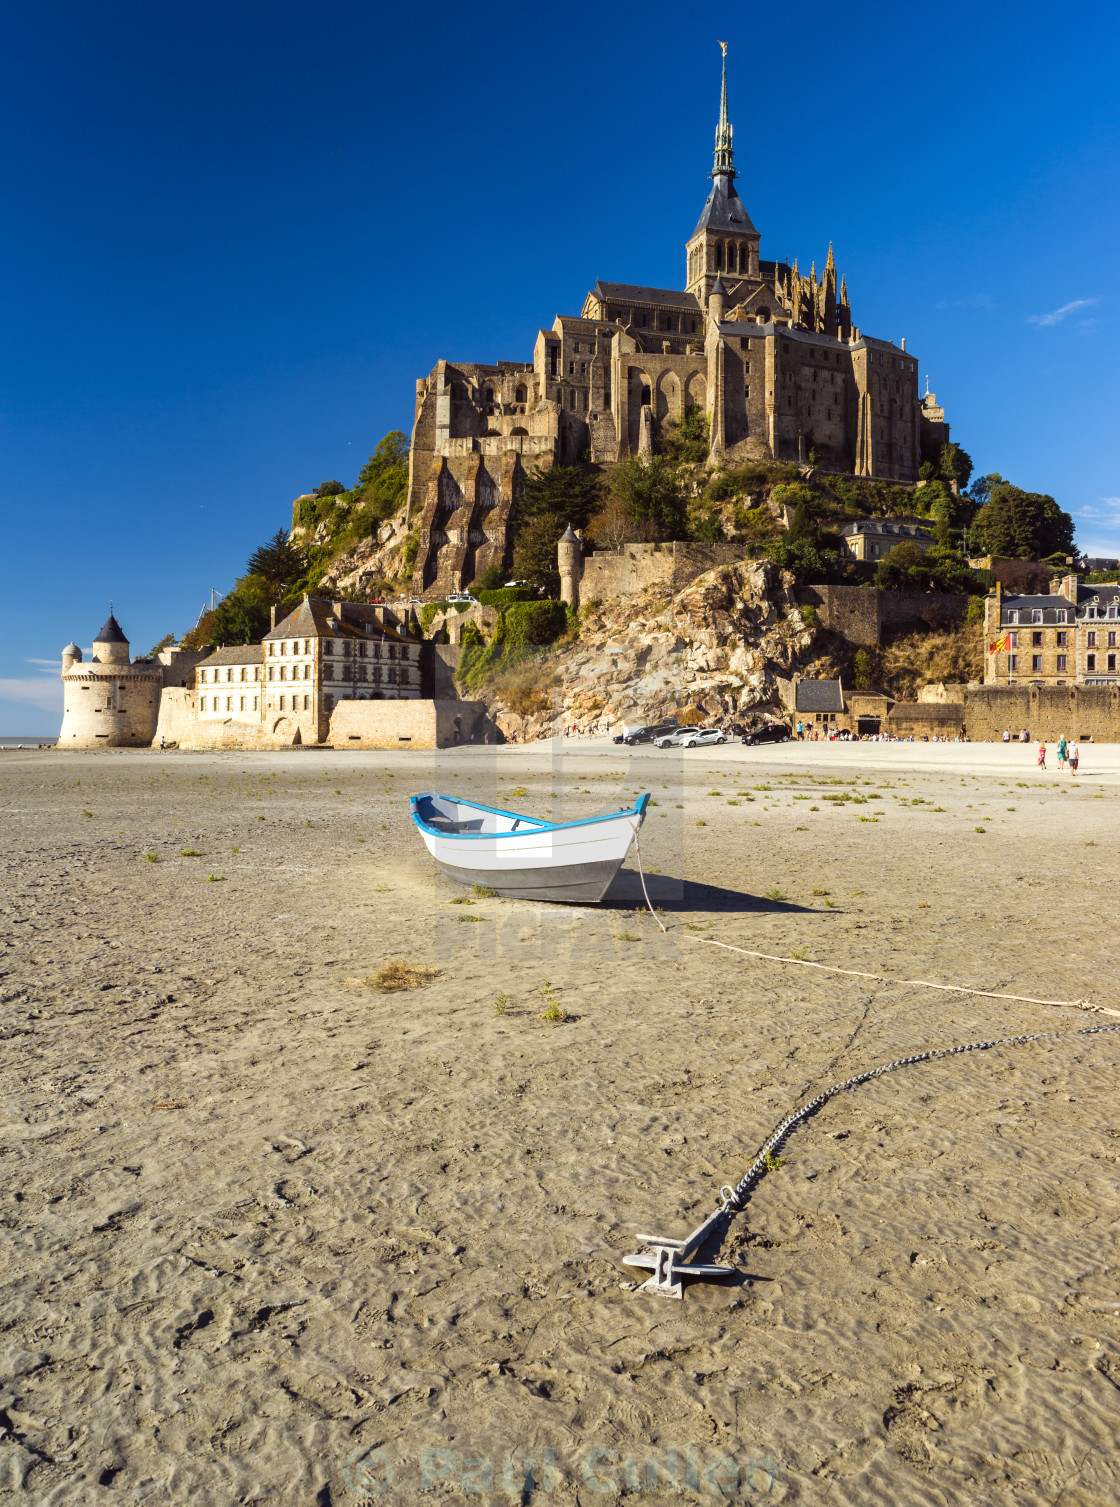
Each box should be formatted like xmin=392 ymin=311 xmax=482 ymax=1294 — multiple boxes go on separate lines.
xmin=308 ymin=515 xmax=415 ymax=597
xmin=487 ymin=560 xmax=813 ymax=739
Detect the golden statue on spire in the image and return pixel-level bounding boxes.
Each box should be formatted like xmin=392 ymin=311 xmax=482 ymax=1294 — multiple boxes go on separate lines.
xmin=718 ymin=39 xmax=727 ymax=55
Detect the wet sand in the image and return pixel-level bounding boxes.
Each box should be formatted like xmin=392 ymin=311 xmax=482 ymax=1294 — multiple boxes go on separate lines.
xmin=1 ymin=742 xmax=1119 ymax=1504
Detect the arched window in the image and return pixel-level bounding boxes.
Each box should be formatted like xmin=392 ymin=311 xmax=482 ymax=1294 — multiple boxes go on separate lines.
xmin=716 ymin=245 xmax=724 ymax=270
xmin=640 ymin=385 xmax=652 ymax=408
xmin=515 ymin=385 xmax=526 ymax=404
xmin=485 ymin=387 xmax=495 ymax=406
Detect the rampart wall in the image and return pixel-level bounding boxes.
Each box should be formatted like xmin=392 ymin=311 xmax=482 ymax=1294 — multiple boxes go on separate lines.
xmin=578 ymin=542 xmax=742 ymax=602
xmin=964 ymin=685 xmax=1120 ymax=742
xmin=328 ymin=698 xmax=498 ymax=749
xmin=798 ymin=585 xmax=968 ymax=646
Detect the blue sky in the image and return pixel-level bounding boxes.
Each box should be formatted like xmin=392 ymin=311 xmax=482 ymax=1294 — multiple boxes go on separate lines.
xmin=2 ymin=0 xmax=1118 ymax=732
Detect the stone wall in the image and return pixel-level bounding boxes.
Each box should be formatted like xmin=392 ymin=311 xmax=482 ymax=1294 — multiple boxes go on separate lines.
xmin=153 ymin=689 xmax=299 ymax=750
xmin=799 ymin=585 xmax=968 ymax=647
xmin=578 ymin=542 xmax=742 ymax=602
xmin=886 ymin=702 xmax=966 ymax=738
xmin=964 ymin=685 xmax=1120 ymax=742
xmin=327 ymin=698 xmax=498 ymax=749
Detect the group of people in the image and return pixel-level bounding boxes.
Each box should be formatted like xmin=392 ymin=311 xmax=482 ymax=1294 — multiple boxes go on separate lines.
xmin=1035 ymin=736 xmax=1080 ymax=773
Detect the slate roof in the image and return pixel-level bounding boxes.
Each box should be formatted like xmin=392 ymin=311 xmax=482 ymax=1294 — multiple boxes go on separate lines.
xmin=839 ymin=520 xmax=933 ymax=540
xmin=691 ymin=175 xmax=758 ymax=239
xmin=198 ymin=644 xmax=263 ymax=666
xmin=592 ymin=281 xmax=700 ymax=312
xmin=795 ymin=679 xmax=845 ymax=713
xmin=263 ymin=596 xmax=413 ymax=646
xmin=94 ymin=613 xmax=128 ymax=644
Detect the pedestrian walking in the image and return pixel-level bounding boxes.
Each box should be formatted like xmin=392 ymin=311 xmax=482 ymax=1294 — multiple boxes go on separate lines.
xmin=1002 ymin=729 xmax=1010 ymax=743
xmin=159 ymin=735 xmax=165 ymax=752
xmin=1056 ymin=735 xmax=1067 ymax=770
xmin=1069 ymin=740 xmax=1079 ymax=775
xmin=1037 ymin=741 xmax=1046 ymax=769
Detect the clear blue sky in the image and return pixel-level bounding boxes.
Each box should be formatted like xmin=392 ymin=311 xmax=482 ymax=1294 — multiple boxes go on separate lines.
xmin=2 ymin=0 xmax=1118 ymax=732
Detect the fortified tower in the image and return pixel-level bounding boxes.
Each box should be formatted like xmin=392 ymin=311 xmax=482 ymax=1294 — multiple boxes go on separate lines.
xmin=59 ymin=613 xmax=164 ymax=748
xmin=558 ymin=523 xmax=582 ymax=609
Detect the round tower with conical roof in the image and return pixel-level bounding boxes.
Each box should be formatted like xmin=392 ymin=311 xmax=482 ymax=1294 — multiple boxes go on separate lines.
xmin=557 ymin=523 xmax=582 ymax=609
xmin=59 ymin=611 xmax=164 ymax=748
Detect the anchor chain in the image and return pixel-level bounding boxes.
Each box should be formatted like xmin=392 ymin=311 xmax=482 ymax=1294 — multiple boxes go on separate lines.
xmin=625 ymin=1022 xmax=1120 ymax=1298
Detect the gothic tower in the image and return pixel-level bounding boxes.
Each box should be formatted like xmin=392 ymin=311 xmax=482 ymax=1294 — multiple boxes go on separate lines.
xmin=685 ymin=44 xmax=760 ymax=312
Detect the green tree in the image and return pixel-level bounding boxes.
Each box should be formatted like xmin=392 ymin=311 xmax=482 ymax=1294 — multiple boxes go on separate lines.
xmin=145 ymin=632 xmax=176 ymax=659
xmin=246 ymin=529 xmax=306 ymax=595
xmin=658 ymin=405 xmax=709 ymax=464
xmin=519 ymin=464 xmax=602 ymax=530
xmin=969 ymin=473 xmax=1004 ymax=510
xmin=472 ymin=563 xmax=506 ymax=591
xmin=939 ymin=442 xmax=973 ymax=491
xmin=852 ymin=649 xmax=874 ymax=690
xmin=610 ymin=456 xmax=688 ymax=540
xmin=357 ymin=432 xmax=409 ymax=500
xmin=969 ymin=483 xmax=1074 ymax=560
xmin=316 ymin=480 xmax=345 ymax=496
xmin=511 ymin=514 xmax=564 ymax=595
xmin=874 ymin=542 xmax=987 ymax=595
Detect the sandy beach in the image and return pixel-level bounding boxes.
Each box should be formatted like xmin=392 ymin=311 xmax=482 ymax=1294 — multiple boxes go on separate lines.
xmin=1 ymin=740 xmax=1119 ymax=1504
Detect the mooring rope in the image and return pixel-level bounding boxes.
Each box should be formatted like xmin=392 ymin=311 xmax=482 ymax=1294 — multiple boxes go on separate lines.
xmin=709 ymin=1023 xmax=1120 ymax=1219
xmin=632 ymin=825 xmax=667 ymax=932
xmin=687 ymin=936 xmax=1118 ymax=1017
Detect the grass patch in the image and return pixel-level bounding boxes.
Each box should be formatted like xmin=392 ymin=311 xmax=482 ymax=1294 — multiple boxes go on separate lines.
xmin=369 ymin=960 xmax=442 ymax=993
xmin=763 ymin=1150 xmax=784 ymax=1173
xmin=448 ymin=896 xmax=474 ymax=905
xmin=458 ymin=914 xmax=486 ymax=923
xmin=811 ymin=888 xmax=829 ymax=896
xmin=494 ymin=992 xmax=508 ymax=1016
xmin=617 ymin=931 xmax=641 ymax=942
xmin=541 ymin=999 xmax=569 ymax=1023
xmin=180 ymin=849 xmax=204 ymax=857
xmin=206 ymin=873 xmax=225 ymax=883
xmin=508 ymin=787 xmax=528 ymax=798
xmin=764 ymin=887 xmax=787 ymax=901
xmin=80 ymin=809 xmax=92 ymax=818
xmin=144 ymin=852 xmax=159 ymax=863
xmin=472 ymin=883 xmax=497 ymax=898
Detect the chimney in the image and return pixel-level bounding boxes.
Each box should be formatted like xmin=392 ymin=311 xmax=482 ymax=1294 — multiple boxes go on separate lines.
xmin=1057 ymin=573 xmax=1078 ymax=603
xmin=270 ymin=604 xmax=277 ymax=629
xmin=901 ymin=337 xmax=906 ymax=352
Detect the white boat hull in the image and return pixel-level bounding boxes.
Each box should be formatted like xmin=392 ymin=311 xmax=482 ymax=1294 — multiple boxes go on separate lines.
xmin=410 ymin=792 xmax=648 ymax=903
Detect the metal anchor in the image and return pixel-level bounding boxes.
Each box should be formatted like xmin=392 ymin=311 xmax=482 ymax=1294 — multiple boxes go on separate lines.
xmin=623 ymin=1204 xmax=737 ymax=1300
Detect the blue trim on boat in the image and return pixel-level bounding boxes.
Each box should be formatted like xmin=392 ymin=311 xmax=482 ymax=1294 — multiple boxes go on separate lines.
xmin=409 ymin=791 xmax=649 ymax=840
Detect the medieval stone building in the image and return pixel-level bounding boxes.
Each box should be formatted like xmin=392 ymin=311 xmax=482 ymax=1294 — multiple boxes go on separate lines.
xmin=405 ymin=48 xmax=947 ymax=599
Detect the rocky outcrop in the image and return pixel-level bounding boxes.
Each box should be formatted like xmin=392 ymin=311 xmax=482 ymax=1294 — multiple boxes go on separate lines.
xmin=314 ymin=514 xmax=414 ymax=596
xmin=485 ymin=560 xmax=814 ymax=739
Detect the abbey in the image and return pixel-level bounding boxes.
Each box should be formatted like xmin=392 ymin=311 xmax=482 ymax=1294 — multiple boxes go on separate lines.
xmin=405 ymin=49 xmax=944 ymax=599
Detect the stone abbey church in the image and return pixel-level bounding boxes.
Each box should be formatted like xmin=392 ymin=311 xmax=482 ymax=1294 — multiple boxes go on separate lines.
xmin=406 ymin=51 xmax=944 ymax=598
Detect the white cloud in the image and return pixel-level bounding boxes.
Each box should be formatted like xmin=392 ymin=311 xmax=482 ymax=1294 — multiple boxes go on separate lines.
xmin=1027 ymin=297 xmax=1099 ymax=327
xmin=0 ymin=678 xmax=64 ymax=713
xmin=1074 ymin=498 xmax=1120 ymax=557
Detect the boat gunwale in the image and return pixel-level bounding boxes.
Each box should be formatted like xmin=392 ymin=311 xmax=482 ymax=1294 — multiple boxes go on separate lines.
xmin=409 ymin=790 xmax=649 ymax=841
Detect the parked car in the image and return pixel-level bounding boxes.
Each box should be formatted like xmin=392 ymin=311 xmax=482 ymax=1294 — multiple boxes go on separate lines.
xmin=617 ymin=720 xmax=679 ymax=746
xmin=654 ymin=727 xmax=727 ymax=748
xmin=446 ymin=592 xmax=478 ymax=605
xmin=742 ymin=722 xmax=792 ymax=746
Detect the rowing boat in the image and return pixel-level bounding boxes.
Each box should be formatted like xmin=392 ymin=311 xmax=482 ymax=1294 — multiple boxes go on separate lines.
xmin=409 ymin=791 xmax=650 ymax=903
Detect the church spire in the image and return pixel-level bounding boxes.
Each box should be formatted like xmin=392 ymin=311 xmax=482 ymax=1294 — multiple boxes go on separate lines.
xmin=711 ymin=41 xmax=735 ymax=180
